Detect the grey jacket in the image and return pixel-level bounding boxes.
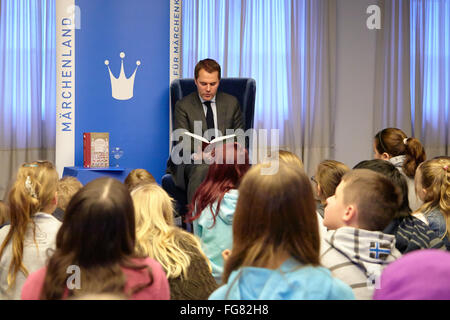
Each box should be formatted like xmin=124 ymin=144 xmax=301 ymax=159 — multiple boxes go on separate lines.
xmin=321 ymin=227 xmax=401 ymax=300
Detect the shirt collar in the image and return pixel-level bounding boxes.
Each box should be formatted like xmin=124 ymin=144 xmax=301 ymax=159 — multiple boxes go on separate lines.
xmin=198 ymin=94 xmax=216 ymax=104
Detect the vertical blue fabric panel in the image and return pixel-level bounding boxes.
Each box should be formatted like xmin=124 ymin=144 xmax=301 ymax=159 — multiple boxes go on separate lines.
xmin=75 ymin=0 xmax=169 ymax=182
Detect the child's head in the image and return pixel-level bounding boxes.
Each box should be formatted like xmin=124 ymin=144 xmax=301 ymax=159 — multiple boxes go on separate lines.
xmin=324 ymin=169 xmax=402 ymax=231
xmin=57 ymin=176 xmax=83 ymax=211
xmin=222 ymin=161 xmax=320 ymax=283
xmin=42 ymin=177 xmax=152 ymax=299
xmin=277 ymin=150 xmax=304 ymax=169
xmin=188 ymin=142 xmax=250 ymax=223
xmin=56 ymin=177 xmax=136 ymax=265
xmin=1 ymin=160 xmax=59 ymax=287
xmin=415 ymin=158 xmax=450 ymax=219
xmin=373 ymin=128 xmax=426 ymax=178
xmin=354 ymin=159 xmax=411 ymax=217
xmin=314 ymin=160 xmax=350 ymax=204
xmin=374 ymin=249 xmax=450 ymax=300
xmin=131 ymin=183 xmax=208 ymax=279
xmin=124 ymin=169 xmax=156 ymax=192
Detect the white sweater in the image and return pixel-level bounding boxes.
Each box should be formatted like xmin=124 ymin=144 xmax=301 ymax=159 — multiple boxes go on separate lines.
xmin=0 ymin=213 xmax=61 ymax=300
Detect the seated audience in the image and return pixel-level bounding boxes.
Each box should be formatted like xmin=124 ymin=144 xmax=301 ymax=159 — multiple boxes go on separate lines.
xmin=0 ymin=160 xmax=61 ymax=300
xmin=354 ymin=159 xmax=445 ymax=253
xmin=21 ymin=178 xmax=170 ymax=300
xmin=187 ymin=142 xmax=250 ymax=283
xmin=131 ymin=183 xmax=218 ymax=299
xmin=321 ymin=169 xmax=402 ymax=300
xmin=124 ymin=168 xmax=156 ymax=192
xmin=373 ymin=249 xmax=450 ymax=300
xmin=209 ymin=162 xmax=354 ymax=300
xmin=413 ymin=158 xmax=450 ymax=249
xmin=53 ymin=176 xmax=83 ymax=222
xmin=373 ymin=128 xmax=426 ymax=211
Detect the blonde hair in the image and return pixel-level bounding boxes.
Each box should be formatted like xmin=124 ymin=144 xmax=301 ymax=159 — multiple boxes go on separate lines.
xmin=124 ymin=169 xmax=156 ymax=192
xmin=0 ymin=201 xmax=9 ymax=226
xmin=57 ymin=176 xmax=83 ymax=211
xmin=0 ymin=160 xmax=58 ymax=287
xmin=278 ymin=150 xmax=304 ymax=169
xmin=131 ymin=183 xmax=210 ymax=279
xmin=416 ymin=158 xmax=450 ymax=237
xmin=316 ymin=160 xmax=350 ymax=202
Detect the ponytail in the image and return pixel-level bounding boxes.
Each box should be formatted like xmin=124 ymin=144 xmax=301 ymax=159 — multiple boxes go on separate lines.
xmin=403 ymin=137 xmax=427 ymax=178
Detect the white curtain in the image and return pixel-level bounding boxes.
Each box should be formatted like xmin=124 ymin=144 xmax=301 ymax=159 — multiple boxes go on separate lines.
xmin=0 ymin=0 xmax=56 ymax=199
xmin=374 ymin=0 xmax=450 ymax=158
xmin=182 ymin=0 xmax=337 ymax=176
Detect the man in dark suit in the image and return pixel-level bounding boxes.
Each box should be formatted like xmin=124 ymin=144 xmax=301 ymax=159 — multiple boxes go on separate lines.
xmin=167 ymin=58 xmax=244 ymax=203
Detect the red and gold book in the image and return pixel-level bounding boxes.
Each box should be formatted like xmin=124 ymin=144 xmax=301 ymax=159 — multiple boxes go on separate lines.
xmin=83 ymin=132 xmax=109 ymax=168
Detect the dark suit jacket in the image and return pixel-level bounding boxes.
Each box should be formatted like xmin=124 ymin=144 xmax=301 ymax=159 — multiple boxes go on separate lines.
xmin=167 ymin=91 xmax=245 ymax=188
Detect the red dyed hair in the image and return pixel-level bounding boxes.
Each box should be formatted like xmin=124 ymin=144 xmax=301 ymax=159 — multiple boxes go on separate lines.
xmin=187 ymin=142 xmax=250 ymax=226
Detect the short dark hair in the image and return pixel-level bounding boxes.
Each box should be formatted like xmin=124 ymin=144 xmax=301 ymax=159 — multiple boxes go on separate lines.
xmin=194 ymin=58 xmax=221 ymax=80
xmin=353 ymin=159 xmax=411 ymax=217
xmin=342 ymin=169 xmax=402 ymax=231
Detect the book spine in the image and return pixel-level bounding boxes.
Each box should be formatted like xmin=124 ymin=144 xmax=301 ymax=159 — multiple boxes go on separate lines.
xmin=83 ymin=133 xmax=91 ymax=168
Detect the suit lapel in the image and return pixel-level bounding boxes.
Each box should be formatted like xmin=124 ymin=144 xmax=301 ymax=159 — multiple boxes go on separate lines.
xmin=216 ymin=92 xmax=227 ymax=135
xmin=191 ymin=93 xmax=208 ymax=133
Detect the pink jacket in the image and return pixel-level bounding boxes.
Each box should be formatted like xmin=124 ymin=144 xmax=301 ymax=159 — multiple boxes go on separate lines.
xmin=21 ymin=257 xmax=170 ymax=300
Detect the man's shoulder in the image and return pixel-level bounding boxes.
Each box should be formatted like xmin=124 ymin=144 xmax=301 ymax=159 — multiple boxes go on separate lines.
xmin=216 ymin=91 xmax=239 ymax=104
xmin=176 ymin=92 xmax=200 ymax=108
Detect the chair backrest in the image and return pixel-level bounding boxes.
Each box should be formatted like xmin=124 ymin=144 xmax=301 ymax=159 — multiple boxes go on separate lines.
xmin=170 ymin=77 xmax=256 ymax=131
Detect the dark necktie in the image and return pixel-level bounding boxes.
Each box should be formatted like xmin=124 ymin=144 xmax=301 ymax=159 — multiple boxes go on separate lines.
xmin=204 ymin=101 xmax=215 ymax=131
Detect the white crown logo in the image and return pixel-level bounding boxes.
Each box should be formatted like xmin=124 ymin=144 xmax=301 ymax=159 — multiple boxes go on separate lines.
xmin=105 ymin=52 xmax=141 ymax=100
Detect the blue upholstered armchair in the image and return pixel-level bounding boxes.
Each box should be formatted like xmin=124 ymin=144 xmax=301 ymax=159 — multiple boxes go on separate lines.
xmin=162 ymin=77 xmax=256 ymax=230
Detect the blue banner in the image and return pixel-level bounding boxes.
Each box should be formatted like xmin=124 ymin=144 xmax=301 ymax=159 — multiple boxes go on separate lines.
xmin=75 ymin=0 xmax=169 ymax=182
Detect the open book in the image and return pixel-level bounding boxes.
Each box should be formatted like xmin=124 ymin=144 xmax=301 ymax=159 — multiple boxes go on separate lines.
xmin=182 ymin=132 xmax=236 ymax=151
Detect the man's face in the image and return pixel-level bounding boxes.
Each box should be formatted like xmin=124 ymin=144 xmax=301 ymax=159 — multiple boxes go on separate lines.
xmin=323 ymin=181 xmax=348 ymax=230
xmin=195 ymin=69 xmax=220 ymax=101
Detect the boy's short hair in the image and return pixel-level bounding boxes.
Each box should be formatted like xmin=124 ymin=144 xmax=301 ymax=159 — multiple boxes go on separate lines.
xmin=341 ymin=169 xmax=402 ymax=231
xmin=353 ymin=159 xmax=411 ymax=217
xmin=57 ymin=176 xmax=83 ymax=211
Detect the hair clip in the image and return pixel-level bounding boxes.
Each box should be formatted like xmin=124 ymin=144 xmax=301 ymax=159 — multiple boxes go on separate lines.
xmin=403 ymin=138 xmax=408 ymax=145
xmin=25 ymin=176 xmax=38 ymax=199
xmin=23 ymin=164 xmax=39 ymax=168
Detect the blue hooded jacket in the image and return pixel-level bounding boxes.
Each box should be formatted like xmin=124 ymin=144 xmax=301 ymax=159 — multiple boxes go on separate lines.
xmin=209 ymin=258 xmax=355 ymax=300
xmin=193 ymin=189 xmax=238 ymax=282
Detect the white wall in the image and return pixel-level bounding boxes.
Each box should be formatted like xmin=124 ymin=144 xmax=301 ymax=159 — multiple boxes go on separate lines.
xmin=334 ymin=0 xmax=377 ymax=168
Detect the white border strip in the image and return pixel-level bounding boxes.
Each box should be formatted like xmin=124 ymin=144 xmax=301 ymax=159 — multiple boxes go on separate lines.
xmin=55 ymin=0 xmax=76 ymax=177
xmin=169 ymin=0 xmax=182 ymax=150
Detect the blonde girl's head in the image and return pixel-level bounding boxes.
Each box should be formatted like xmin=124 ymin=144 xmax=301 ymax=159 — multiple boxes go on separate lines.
xmin=222 ymin=161 xmax=320 ymax=284
xmin=124 ymin=169 xmax=156 ymax=192
xmin=415 ymin=158 xmax=450 ymax=230
xmin=131 ymin=183 xmax=209 ymax=279
xmin=315 ymin=160 xmax=350 ymax=204
xmin=0 ymin=160 xmax=59 ymax=287
xmin=277 ymin=150 xmax=304 ymax=169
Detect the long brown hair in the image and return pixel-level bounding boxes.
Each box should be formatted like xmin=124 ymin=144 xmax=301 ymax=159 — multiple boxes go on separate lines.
xmin=0 ymin=160 xmax=58 ymax=288
xmin=374 ymin=128 xmax=426 ymax=178
xmin=40 ymin=178 xmax=153 ymax=299
xmin=222 ymin=162 xmax=320 ymax=284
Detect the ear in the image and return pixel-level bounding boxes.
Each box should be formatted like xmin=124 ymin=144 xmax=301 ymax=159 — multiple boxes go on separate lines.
xmin=342 ymin=204 xmax=358 ymax=225
xmin=381 ymin=152 xmax=391 ymax=160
